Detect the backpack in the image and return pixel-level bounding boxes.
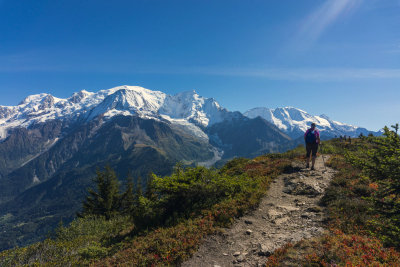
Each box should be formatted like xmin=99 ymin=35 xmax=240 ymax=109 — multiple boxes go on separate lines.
xmin=305 ymin=129 xmax=317 ymax=144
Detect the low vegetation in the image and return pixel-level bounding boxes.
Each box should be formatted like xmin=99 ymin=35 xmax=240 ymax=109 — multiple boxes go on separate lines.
xmin=266 ymin=125 xmax=400 ymax=266
xmin=0 ymin=151 xmax=294 ymax=266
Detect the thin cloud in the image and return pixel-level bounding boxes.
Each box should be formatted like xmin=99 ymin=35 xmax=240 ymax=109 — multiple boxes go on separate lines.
xmin=1 ymin=58 xmax=400 ymax=82
xmin=297 ymin=0 xmax=363 ymax=45
xmin=176 ymin=67 xmax=400 ymax=82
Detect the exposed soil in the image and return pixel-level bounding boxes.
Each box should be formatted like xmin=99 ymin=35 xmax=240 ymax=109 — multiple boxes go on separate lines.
xmin=182 ymin=156 xmax=335 ymax=267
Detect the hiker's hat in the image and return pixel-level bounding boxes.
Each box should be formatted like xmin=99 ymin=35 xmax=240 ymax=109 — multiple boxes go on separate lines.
xmin=311 ymin=123 xmax=316 ymax=127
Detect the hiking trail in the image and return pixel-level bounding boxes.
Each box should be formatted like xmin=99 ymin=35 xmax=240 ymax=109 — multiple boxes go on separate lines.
xmin=182 ymin=156 xmax=335 ymax=267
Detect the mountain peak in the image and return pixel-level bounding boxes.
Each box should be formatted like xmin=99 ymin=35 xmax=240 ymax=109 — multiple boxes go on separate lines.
xmin=69 ymin=90 xmax=93 ymax=104
xmin=18 ymin=93 xmax=51 ymax=106
xmin=174 ymin=89 xmax=199 ymax=99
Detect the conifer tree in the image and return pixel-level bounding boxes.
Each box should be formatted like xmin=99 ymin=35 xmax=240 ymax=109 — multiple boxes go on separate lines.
xmin=145 ymin=173 xmax=157 ymax=202
xmin=120 ymin=173 xmax=136 ymax=215
xmin=79 ymin=166 xmax=121 ymax=219
xmin=135 ymin=176 xmax=143 ymax=197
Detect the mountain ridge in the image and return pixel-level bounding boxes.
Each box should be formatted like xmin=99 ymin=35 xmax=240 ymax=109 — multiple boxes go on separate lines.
xmin=1 ymin=86 xmax=379 ymax=142
xmin=244 ymin=106 xmax=380 ymax=139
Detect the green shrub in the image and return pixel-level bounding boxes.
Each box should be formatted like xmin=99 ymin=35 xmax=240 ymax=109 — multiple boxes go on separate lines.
xmin=0 ymin=216 xmax=133 ymax=266
xmin=152 ymin=166 xmax=258 ymax=223
xmin=346 ymin=125 xmax=400 ymax=247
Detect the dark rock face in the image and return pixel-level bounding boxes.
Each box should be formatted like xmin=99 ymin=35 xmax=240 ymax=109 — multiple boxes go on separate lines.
xmin=0 ymin=120 xmax=67 ymax=180
xmin=207 ymin=116 xmax=294 ymax=159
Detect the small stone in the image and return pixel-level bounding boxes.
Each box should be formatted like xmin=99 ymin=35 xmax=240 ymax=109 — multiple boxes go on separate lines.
xmin=258 ymin=244 xmax=273 ymax=256
xmin=244 ymin=220 xmax=253 ymax=224
xmin=214 ymin=265 xmax=221 ymax=267
xmin=306 ymin=206 xmax=322 ymax=213
xmin=246 ymin=229 xmax=253 ymax=235
xmin=223 ymin=253 xmax=228 ymax=256
xmin=237 ymin=254 xmax=246 ymax=262
xmin=275 ymin=217 xmax=289 ymax=225
xmin=233 ymin=251 xmax=241 ymax=256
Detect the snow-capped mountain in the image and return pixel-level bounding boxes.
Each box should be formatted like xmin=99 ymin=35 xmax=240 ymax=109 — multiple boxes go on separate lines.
xmin=159 ymin=90 xmax=234 ymax=127
xmin=1 ymin=86 xmax=380 ymax=143
xmin=244 ymin=107 xmax=379 ymax=139
xmin=0 ymin=86 xmax=231 ymax=141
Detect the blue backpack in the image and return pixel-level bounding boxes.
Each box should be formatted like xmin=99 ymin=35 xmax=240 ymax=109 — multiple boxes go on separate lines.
xmin=306 ymin=130 xmax=317 ymax=144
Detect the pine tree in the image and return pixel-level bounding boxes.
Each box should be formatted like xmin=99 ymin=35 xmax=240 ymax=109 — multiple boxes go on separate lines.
xmin=120 ymin=173 xmax=136 ymax=215
xmin=145 ymin=173 xmax=157 ymax=202
xmin=78 ymin=165 xmax=121 ymax=220
xmin=135 ymin=176 xmax=143 ymax=197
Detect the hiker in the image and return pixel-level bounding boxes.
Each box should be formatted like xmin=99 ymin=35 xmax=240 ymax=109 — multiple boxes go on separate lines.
xmin=348 ymin=136 xmax=352 ymax=144
xmin=304 ymin=123 xmax=320 ymax=170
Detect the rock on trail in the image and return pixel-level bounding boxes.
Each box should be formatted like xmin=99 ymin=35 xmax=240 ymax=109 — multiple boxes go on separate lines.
xmin=182 ymin=156 xmax=335 ymax=267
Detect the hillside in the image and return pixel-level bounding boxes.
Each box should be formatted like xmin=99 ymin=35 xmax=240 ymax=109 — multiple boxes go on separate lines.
xmin=0 ymin=86 xmax=381 ymax=251
xmin=1 ymin=125 xmax=399 ymax=266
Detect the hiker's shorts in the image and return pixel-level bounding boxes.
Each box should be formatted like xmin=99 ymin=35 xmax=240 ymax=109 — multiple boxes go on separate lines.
xmin=306 ymin=143 xmax=318 ymax=158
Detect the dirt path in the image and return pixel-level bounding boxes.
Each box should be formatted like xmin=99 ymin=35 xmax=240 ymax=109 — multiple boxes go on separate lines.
xmin=182 ymin=156 xmax=335 ymax=267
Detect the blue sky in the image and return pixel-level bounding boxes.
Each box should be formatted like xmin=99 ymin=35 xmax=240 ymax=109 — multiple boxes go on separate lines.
xmin=0 ymin=0 xmax=399 ymax=131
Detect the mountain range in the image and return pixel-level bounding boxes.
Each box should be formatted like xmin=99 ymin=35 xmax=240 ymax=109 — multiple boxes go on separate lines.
xmin=0 ymin=85 xmax=378 ymax=250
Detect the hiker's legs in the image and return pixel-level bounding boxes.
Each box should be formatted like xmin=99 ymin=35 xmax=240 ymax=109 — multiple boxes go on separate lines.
xmin=311 ymin=156 xmax=316 ymax=168
xmin=311 ymin=143 xmax=319 ymax=169
xmin=306 ymin=143 xmax=312 ymax=168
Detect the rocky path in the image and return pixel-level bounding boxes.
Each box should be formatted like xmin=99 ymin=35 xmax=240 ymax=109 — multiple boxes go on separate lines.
xmin=182 ymin=156 xmax=335 ymax=267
